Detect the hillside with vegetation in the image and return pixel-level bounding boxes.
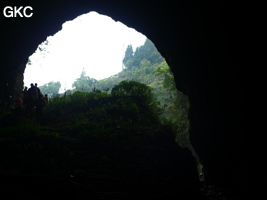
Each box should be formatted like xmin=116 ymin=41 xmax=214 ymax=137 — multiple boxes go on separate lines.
xmin=71 ymin=39 xmax=190 ymax=148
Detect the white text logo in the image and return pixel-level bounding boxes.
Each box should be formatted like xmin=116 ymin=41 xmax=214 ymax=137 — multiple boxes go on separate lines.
xmin=3 ymin=6 xmax=33 ymax=18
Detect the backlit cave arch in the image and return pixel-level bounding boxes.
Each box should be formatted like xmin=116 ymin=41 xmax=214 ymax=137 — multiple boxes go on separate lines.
xmin=0 ymin=0 xmax=254 ymax=199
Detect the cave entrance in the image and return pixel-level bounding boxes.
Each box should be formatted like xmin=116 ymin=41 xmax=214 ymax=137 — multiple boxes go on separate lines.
xmin=24 ymin=11 xmax=146 ymax=93
xmin=23 ymin=11 xmax=190 ymax=143
xmin=22 ymin=11 xmax=200 ymax=177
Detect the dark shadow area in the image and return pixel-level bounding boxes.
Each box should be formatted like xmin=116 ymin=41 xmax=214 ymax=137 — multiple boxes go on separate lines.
xmin=0 ymin=83 xmax=207 ymax=199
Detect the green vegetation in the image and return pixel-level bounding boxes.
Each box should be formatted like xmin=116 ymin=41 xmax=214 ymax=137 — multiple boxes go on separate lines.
xmin=36 ymin=38 xmax=190 ymax=147
xmin=0 ymin=80 xmax=176 ymax=176
xmin=0 ymin=110 xmax=72 ymax=174
xmin=44 ymin=80 xmax=163 ymax=130
xmin=71 ymin=38 xmax=190 ymax=147
xmin=39 ymin=81 xmax=61 ymax=97
xmin=72 ymin=68 xmax=97 ymax=92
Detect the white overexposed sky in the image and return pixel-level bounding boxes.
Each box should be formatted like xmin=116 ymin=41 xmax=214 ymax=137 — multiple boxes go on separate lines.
xmin=24 ymin=11 xmax=147 ymax=92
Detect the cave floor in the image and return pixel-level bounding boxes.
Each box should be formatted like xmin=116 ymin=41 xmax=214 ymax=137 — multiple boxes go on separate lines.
xmin=0 ymin=108 xmax=230 ymax=200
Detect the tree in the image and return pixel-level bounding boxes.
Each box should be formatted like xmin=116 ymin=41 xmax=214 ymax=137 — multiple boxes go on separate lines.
xmin=72 ymin=69 xmax=97 ymax=92
xmin=39 ymin=81 xmax=61 ymax=97
xmin=123 ymin=45 xmax=134 ymax=69
xmin=122 ymin=39 xmax=164 ymax=70
xmin=111 ymin=80 xmax=154 ymax=104
xmin=156 ymin=61 xmax=176 ymax=91
xmin=80 ymin=68 xmax=86 ymax=78
xmin=156 ymin=61 xmax=190 ymax=147
xmin=111 ymin=80 xmax=162 ymax=121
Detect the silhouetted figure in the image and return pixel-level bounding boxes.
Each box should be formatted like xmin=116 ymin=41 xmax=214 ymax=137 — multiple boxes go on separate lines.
xmin=25 ymin=91 xmax=35 ymax=119
xmin=28 ymin=83 xmax=38 ymax=100
xmin=35 ymin=83 xmax=41 ymax=97
xmin=35 ymin=94 xmax=46 ymax=124
xmin=22 ymin=86 xmax=28 ymax=106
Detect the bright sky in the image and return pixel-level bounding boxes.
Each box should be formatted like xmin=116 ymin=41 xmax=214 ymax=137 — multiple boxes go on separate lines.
xmin=24 ymin=11 xmax=146 ymax=92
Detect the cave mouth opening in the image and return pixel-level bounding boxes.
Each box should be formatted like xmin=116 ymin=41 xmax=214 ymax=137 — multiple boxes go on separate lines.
xmin=22 ymin=9 xmax=201 ymax=168
xmin=21 ymin=11 xmax=198 ymax=171
xmin=0 ymin=9 xmax=207 ymax=193
xmin=23 ymin=11 xmax=147 ymax=93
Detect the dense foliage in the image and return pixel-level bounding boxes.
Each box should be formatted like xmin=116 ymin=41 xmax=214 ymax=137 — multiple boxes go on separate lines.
xmin=111 ymin=80 xmax=153 ymax=103
xmin=44 ymin=81 xmax=163 ymax=128
xmin=72 ymin=68 xmax=97 ymax=92
xmin=96 ymin=39 xmax=190 ymax=147
xmin=39 ymin=81 xmax=61 ymax=97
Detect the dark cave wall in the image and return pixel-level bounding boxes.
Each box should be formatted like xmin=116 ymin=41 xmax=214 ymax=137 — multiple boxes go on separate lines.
xmin=1 ymin=0 xmax=252 ymax=197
